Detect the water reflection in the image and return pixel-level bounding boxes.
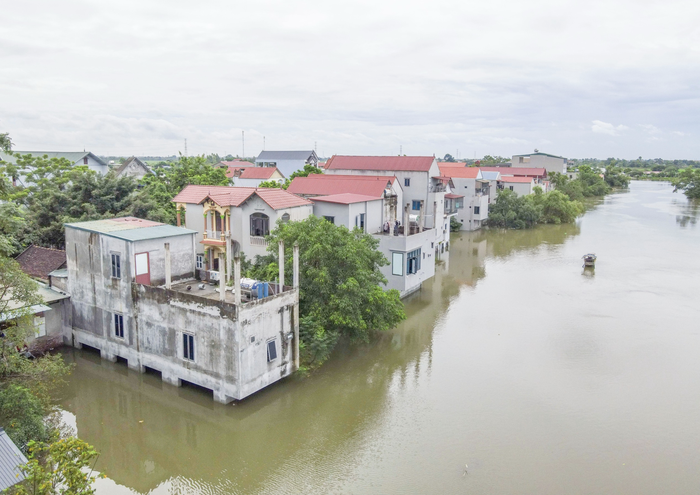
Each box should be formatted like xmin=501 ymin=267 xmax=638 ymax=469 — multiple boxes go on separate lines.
xmin=675 ymin=199 xmax=698 ymax=228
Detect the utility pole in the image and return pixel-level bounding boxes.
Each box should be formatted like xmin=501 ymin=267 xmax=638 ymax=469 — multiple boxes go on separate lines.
xmin=242 ymin=131 xmax=245 ymax=159
xmin=184 ymin=138 xmax=188 ymax=157
xmin=400 ymin=145 xmax=402 ymax=156
xmin=263 ymin=136 xmax=265 ymax=151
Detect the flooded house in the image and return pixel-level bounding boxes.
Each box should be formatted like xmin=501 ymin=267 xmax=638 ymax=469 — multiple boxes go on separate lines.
xmin=64 ymin=217 xmax=300 ymax=403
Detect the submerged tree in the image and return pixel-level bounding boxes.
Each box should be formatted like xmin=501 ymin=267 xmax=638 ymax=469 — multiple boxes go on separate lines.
xmin=673 ymin=168 xmax=700 ymax=200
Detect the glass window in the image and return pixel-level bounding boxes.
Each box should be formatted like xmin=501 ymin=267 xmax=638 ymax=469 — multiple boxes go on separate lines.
xmin=196 ymin=255 xmax=204 ymax=270
xmin=404 ymin=178 xmax=410 ymax=187
xmin=281 ymin=213 xmax=290 ymax=223
xmin=114 ymin=314 xmax=124 ymax=338
xmin=111 ymin=253 xmax=121 ymax=279
xmin=323 ymin=216 xmax=335 ymax=224
xmin=356 ymin=213 xmax=365 ymax=230
xmin=392 ymin=252 xmax=404 ymax=276
xmin=474 ymin=206 xmax=480 ymax=214
xmin=412 ymin=200 xmax=421 ymax=211
xmin=83 ymin=157 xmax=89 ymax=164
xmin=250 ymin=212 xmax=270 ymax=237
xmin=509 ymin=186 xmax=514 ymax=191
xmin=267 ymin=339 xmax=278 ymax=362
xmin=183 ymin=333 xmax=195 ymax=361
xmin=407 ymin=249 xmax=421 ymax=274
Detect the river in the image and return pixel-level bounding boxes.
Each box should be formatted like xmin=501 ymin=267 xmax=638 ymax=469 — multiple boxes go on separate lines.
xmin=58 ymin=181 xmax=700 ymax=494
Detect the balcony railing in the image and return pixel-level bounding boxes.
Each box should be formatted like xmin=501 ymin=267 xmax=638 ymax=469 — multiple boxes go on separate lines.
xmin=204 ymin=230 xmax=223 ymax=240
xmin=250 ymin=236 xmax=268 ymax=247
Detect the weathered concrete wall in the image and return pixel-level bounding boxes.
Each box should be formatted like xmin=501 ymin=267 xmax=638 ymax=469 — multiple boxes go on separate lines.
xmin=131 ymin=235 xmax=195 ymax=286
xmin=375 ymin=228 xmax=437 ymax=297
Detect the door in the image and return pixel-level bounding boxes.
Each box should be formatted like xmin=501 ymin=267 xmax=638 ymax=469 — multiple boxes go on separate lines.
xmin=135 ymin=252 xmax=151 ymax=285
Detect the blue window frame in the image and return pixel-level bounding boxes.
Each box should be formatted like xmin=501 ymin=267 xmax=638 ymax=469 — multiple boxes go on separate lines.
xmin=267 ymin=339 xmax=278 ymax=362
xmin=404 ymin=178 xmax=410 ymax=187
xmin=407 ymin=249 xmax=421 ymax=274
xmin=412 ymin=200 xmax=421 ymax=211
xmin=183 ymin=333 xmax=195 ymax=361
xmin=111 ymin=253 xmax=121 ymax=279
xmin=114 ymin=314 xmax=124 ymax=338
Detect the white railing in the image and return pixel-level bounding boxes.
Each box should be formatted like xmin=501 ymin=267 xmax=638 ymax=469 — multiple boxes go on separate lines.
xmin=250 ymin=236 xmax=268 ymax=247
xmin=205 ymin=230 xmax=222 ymax=240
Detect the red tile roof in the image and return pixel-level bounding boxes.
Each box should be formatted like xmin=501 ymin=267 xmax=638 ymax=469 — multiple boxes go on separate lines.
xmin=479 ymin=166 xmax=546 ymax=177
xmin=445 ymin=193 xmax=464 ymax=199
xmin=311 ymin=193 xmax=381 ymax=205
xmin=15 ymin=245 xmax=67 ymax=281
xmin=439 ymin=165 xmax=481 ymax=179
xmin=287 ymin=174 xmax=396 ymax=198
xmin=499 ymin=176 xmax=534 ymax=183
xmin=226 ymin=167 xmax=281 ymax=179
xmin=172 ymin=185 xmax=311 ymax=210
xmin=219 ymin=160 xmax=253 ymax=168
xmin=325 ymin=155 xmax=435 ymax=172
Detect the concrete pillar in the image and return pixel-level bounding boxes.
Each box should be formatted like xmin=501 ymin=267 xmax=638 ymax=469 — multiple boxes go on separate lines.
xmin=433 ymin=200 xmax=438 ymax=231
xmin=278 ymin=240 xmax=285 ymax=290
xmin=234 ymin=255 xmax=241 ymax=306
xmin=219 ymin=253 xmax=226 ymax=301
xmin=100 ymin=350 xmax=117 ymax=362
xmin=164 ymin=242 xmax=172 ymax=289
xmin=403 ymin=203 xmax=409 ymax=237
xmin=226 ymin=228 xmax=232 ymax=283
xmin=418 ymin=201 xmax=425 ymax=233
xmin=214 ymin=389 xmax=234 ymax=404
xmin=162 ymin=373 xmax=181 ymax=387
xmin=128 ymin=360 xmax=145 ymax=373
xmin=176 ymin=208 xmax=181 ymax=227
xmin=292 ymin=242 xmax=300 ymax=370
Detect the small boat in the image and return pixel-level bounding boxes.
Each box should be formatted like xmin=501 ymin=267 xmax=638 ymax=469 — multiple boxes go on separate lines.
xmin=582 ymin=253 xmax=597 ymax=267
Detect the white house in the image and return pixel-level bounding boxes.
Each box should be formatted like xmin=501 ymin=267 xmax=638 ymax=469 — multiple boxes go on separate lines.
xmin=511 ymin=152 xmax=567 ymax=174
xmin=114 ymin=156 xmax=151 ymax=181
xmin=288 ymin=173 xmax=436 ymax=298
xmin=499 ymin=176 xmax=536 ymax=196
xmin=479 ymin=166 xmax=549 ymax=190
xmin=172 ymin=186 xmax=313 ymax=274
xmin=439 ymin=165 xmax=489 ymax=231
xmin=479 ymin=170 xmax=501 ymax=204
xmin=226 ymin=166 xmax=285 ymax=187
xmin=324 ymin=155 xmax=451 ymax=255
xmin=255 ymin=150 xmax=319 ymax=177
xmin=0 ymin=151 xmax=109 ymax=185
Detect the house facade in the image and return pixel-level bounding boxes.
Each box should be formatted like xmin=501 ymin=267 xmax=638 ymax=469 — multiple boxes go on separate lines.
xmin=64 ymin=217 xmax=301 ymax=403
xmin=323 ymin=155 xmax=451 ymax=255
xmin=499 ymin=176 xmax=536 ymax=196
xmin=255 ymin=150 xmax=319 ymax=177
xmin=439 ymin=165 xmax=488 ymax=231
xmin=114 ymin=157 xmax=151 ymax=181
xmin=172 ymin=186 xmax=313 ymax=279
xmin=511 ymin=152 xmax=567 ymax=174
xmin=0 ymin=151 xmax=109 ymax=185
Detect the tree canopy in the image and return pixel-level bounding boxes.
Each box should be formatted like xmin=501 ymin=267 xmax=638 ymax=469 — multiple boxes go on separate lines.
xmin=258 ymin=163 xmax=323 ymax=190
xmin=486 ymin=188 xmax=584 ymax=229
xmin=673 ymin=168 xmax=700 ymax=199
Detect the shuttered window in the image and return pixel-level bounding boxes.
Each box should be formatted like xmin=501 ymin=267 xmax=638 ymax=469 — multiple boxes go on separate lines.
xmin=183 ymin=333 xmax=195 ymax=361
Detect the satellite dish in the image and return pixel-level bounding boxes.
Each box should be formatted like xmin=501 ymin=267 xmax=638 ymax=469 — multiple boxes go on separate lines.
xmin=534 ymin=148 xmax=539 ymax=153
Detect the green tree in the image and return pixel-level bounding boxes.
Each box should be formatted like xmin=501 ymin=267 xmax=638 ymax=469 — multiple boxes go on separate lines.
xmin=259 ymin=164 xmax=323 ymax=190
xmin=673 ymin=168 xmax=700 ymax=199
xmin=479 ymin=155 xmax=510 ymax=165
xmin=450 ymin=216 xmax=462 ymax=232
xmin=487 ymin=189 xmax=541 ymax=229
xmin=0 ymin=385 xmax=51 ymax=452
xmin=603 ymin=166 xmax=631 ymax=188
xmin=10 ymin=438 xmax=102 ymax=495
xmin=265 ymin=216 xmax=405 ymax=368
xmin=443 ymin=154 xmax=456 ymax=162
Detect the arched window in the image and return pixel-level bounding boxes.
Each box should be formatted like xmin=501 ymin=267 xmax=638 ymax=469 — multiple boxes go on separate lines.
xmin=250 ymin=212 xmax=270 ymax=237
xmin=281 ymin=213 xmax=290 ymax=223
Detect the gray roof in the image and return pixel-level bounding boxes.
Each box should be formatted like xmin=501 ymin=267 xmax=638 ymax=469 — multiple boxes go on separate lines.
xmin=513 ymin=152 xmax=567 ymax=160
xmin=113 ymin=156 xmax=151 ymax=175
xmin=256 ymin=150 xmax=316 ymax=162
xmin=0 ymin=429 xmax=27 ymax=490
xmin=65 ymin=218 xmax=197 ymax=242
xmin=480 ymin=171 xmax=501 ymax=180
xmin=0 ymin=151 xmax=108 ymax=167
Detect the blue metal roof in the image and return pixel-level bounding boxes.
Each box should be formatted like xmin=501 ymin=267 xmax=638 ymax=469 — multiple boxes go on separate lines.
xmin=65 ymin=218 xmax=196 ymax=242
xmin=0 ymin=429 xmax=27 ymax=490
xmin=108 ymin=224 xmax=197 ymax=242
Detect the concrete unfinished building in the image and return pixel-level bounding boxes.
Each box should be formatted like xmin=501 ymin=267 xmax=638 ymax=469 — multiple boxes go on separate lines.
xmin=64 ymin=217 xmax=300 ymax=403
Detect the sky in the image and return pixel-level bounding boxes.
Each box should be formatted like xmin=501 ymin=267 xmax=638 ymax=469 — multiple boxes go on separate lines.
xmin=1 ymin=0 xmax=699 ymax=160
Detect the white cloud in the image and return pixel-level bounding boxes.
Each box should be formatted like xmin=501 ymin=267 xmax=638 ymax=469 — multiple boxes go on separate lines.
xmin=591 ymin=120 xmax=629 ymax=136
xmin=639 ymin=124 xmax=662 ymax=135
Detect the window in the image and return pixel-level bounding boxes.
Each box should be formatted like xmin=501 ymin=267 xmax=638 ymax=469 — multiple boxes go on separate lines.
xmin=404 ymin=178 xmax=410 ymax=187
xmin=392 ymin=252 xmax=404 ymax=276
xmin=196 ymin=254 xmax=204 ymax=270
xmin=267 ymin=339 xmax=278 ymax=362
xmin=183 ymin=333 xmax=195 ymax=361
xmin=412 ymin=200 xmax=421 ymax=211
xmin=83 ymin=157 xmax=89 ymax=165
xmin=407 ymin=249 xmax=421 ymax=274
xmin=114 ymin=314 xmax=124 ymax=338
xmin=509 ymin=186 xmax=514 ymax=191
xmin=111 ymin=253 xmax=121 ymax=279
xmin=323 ymin=216 xmax=335 ymax=224
xmin=474 ymin=206 xmax=480 ymax=214
xmin=250 ymin=212 xmax=270 ymax=237
xmin=355 ymin=213 xmax=365 ymax=230
xmin=281 ymin=213 xmax=290 ymax=223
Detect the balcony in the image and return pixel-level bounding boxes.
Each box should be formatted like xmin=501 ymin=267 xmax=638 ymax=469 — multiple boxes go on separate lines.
xmin=201 ymin=230 xmax=226 ymax=247
xmin=250 ymin=236 xmax=268 ymax=247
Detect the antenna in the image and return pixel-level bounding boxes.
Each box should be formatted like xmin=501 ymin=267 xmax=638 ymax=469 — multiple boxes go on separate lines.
xmin=400 ymin=145 xmax=402 ymax=155
xmin=315 ymin=141 xmax=317 ymax=154
xmin=184 ymin=138 xmax=188 ymax=157
xmin=263 ymin=136 xmax=265 ymax=151
xmin=242 ymin=131 xmax=245 ymax=158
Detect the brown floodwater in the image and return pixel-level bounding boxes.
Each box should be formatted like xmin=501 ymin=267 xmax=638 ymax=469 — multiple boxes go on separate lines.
xmin=58 ymin=181 xmax=700 ymax=494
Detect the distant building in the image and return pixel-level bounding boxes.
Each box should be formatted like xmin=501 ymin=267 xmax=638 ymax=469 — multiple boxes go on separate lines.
xmin=113 ymin=157 xmax=151 ymax=181
xmin=0 ymin=151 xmax=109 ymax=185
xmin=479 ymin=166 xmax=549 ymax=190
xmin=226 ymin=166 xmax=285 ymax=187
xmin=499 ymin=176 xmax=536 ymax=196
xmin=511 ymin=152 xmax=567 ymax=174
xmin=255 ymin=150 xmax=319 ymax=177
xmin=438 ymin=165 xmax=488 ymax=231
xmin=64 ymin=216 xmax=301 ymax=402
xmin=214 ymin=160 xmax=253 ymax=169
xmin=479 ymin=170 xmax=502 ymax=204
xmin=0 ymin=429 xmax=28 ymax=491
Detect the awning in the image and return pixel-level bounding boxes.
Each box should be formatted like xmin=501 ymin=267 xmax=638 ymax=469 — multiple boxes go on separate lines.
xmin=432 ymin=176 xmax=451 ymax=183
xmin=0 ymin=304 xmax=52 ymax=323
xmin=445 ymin=193 xmax=464 ymax=199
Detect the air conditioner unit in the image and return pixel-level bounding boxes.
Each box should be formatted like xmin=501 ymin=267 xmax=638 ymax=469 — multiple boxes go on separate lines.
xmin=209 ymin=270 xmax=220 ymax=281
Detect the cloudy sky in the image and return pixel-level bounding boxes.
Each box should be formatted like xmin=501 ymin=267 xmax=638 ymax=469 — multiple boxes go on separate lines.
xmin=1 ymin=0 xmax=698 ymax=159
